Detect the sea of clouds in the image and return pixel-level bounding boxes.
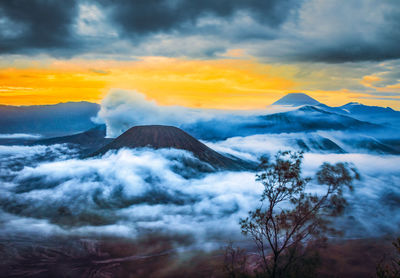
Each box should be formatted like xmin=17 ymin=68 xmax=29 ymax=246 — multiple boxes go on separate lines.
xmin=0 ymin=137 xmax=399 ymax=249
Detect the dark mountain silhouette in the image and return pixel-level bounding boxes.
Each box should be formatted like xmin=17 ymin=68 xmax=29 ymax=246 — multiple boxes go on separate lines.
xmin=337 ymin=102 xmax=400 ymax=128
xmin=0 ymin=102 xmax=100 ymax=137
xmin=257 ymin=106 xmax=380 ymax=132
xmin=312 ymin=102 xmax=400 ymax=127
xmin=295 ymin=137 xmax=345 ymax=153
xmin=272 ymin=93 xmax=320 ymax=106
xmin=33 ymin=125 xmax=112 ymax=156
xmin=187 ymin=105 xmax=381 ymax=141
xmin=339 ymin=102 xmax=397 ymax=114
xmin=271 ymin=93 xmax=399 ymax=128
xmin=92 ymin=125 xmax=254 ymax=171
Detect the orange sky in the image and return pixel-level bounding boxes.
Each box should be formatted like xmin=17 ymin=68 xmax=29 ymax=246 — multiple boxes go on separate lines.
xmin=1 ymin=56 xmax=399 ymax=109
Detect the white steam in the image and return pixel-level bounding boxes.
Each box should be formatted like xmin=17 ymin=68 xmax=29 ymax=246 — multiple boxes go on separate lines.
xmin=93 ymin=89 xmax=293 ymax=137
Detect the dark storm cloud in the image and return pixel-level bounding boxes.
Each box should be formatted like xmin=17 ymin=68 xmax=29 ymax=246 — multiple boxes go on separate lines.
xmin=1 ymin=0 xmax=400 ymax=63
xmin=291 ymin=43 xmax=400 ymax=63
xmin=253 ymin=0 xmax=400 ymax=63
xmin=0 ymin=0 xmax=80 ymax=56
xmin=285 ymin=32 xmax=400 ymax=63
xmin=0 ymin=0 xmax=299 ymax=57
xmin=298 ymin=3 xmax=400 ymax=63
xmin=100 ymin=0 xmax=299 ymax=35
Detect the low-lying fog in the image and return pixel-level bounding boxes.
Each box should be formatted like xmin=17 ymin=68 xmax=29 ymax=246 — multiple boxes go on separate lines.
xmin=1 ymin=133 xmax=399 ymax=250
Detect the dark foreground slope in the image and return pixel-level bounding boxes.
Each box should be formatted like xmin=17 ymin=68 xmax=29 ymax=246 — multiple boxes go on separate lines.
xmin=0 ymin=235 xmax=393 ymax=278
xmin=93 ymin=125 xmax=253 ymax=171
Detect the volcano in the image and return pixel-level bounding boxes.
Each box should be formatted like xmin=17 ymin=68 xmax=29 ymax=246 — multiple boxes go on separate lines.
xmin=272 ymin=93 xmax=320 ymax=106
xmin=92 ymin=125 xmax=253 ymax=171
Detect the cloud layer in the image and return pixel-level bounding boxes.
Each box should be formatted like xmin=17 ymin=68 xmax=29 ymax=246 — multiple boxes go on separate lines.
xmin=0 ymin=135 xmax=399 ymax=248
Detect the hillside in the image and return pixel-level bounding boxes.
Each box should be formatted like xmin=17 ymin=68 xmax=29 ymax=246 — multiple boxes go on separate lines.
xmin=92 ymin=125 xmax=254 ymax=171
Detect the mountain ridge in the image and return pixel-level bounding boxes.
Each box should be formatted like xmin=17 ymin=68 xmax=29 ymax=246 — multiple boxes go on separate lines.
xmin=92 ymin=125 xmax=254 ymax=171
xmin=0 ymin=101 xmax=100 ymax=137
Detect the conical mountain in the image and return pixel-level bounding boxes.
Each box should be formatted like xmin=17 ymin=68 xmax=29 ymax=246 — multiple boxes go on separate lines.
xmin=92 ymin=125 xmax=253 ymax=171
xmin=272 ymin=93 xmax=320 ymax=106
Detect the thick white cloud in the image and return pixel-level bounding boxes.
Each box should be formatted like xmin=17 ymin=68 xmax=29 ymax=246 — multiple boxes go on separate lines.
xmin=0 ymin=146 xmax=261 ymax=245
xmin=211 ymin=136 xmax=400 ymax=237
xmin=0 ymin=136 xmax=399 ymax=246
xmin=94 ymin=89 xmax=212 ymax=137
xmin=205 ymin=130 xmax=395 ymax=160
xmin=94 ymin=89 xmax=290 ymax=138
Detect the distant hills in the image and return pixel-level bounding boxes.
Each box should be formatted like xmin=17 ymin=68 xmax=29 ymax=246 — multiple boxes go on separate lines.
xmin=183 ymin=104 xmax=386 ymax=141
xmin=257 ymin=105 xmax=379 ymax=133
xmin=0 ymin=93 xmax=399 ymax=155
xmin=1 ymin=94 xmax=398 ymax=138
xmin=33 ymin=125 xmax=112 ymax=156
xmin=319 ymin=102 xmax=400 ymax=128
xmin=0 ymin=102 xmax=100 ymax=137
xmin=271 ymin=93 xmax=400 ymax=129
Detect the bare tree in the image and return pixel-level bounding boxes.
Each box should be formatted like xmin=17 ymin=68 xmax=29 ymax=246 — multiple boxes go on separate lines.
xmin=240 ymin=151 xmax=359 ymax=278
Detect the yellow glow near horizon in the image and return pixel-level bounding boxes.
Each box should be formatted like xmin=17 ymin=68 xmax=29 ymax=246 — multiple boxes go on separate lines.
xmin=1 ymin=56 xmax=399 ymax=109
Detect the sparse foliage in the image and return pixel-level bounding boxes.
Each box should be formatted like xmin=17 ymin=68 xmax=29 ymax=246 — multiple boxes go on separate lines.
xmin=377 ymin=237 xmax=400 ymax=278
xmin=240 ymin=151 xmax=359 ymax=278
xmin=223 ymin=242 xmax=250 ymax=278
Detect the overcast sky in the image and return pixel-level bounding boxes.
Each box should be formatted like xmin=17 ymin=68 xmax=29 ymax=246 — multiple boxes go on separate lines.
xmin=0 ymin=0 xmax=399 ymax=108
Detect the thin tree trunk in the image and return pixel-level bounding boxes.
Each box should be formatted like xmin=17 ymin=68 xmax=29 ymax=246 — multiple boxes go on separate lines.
xmin=272 ymin=252 xmax=279 ymax=278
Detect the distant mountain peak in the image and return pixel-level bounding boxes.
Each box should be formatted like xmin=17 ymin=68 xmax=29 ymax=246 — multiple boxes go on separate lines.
xmin=272 ymin=93 xmax=320 ymax=106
